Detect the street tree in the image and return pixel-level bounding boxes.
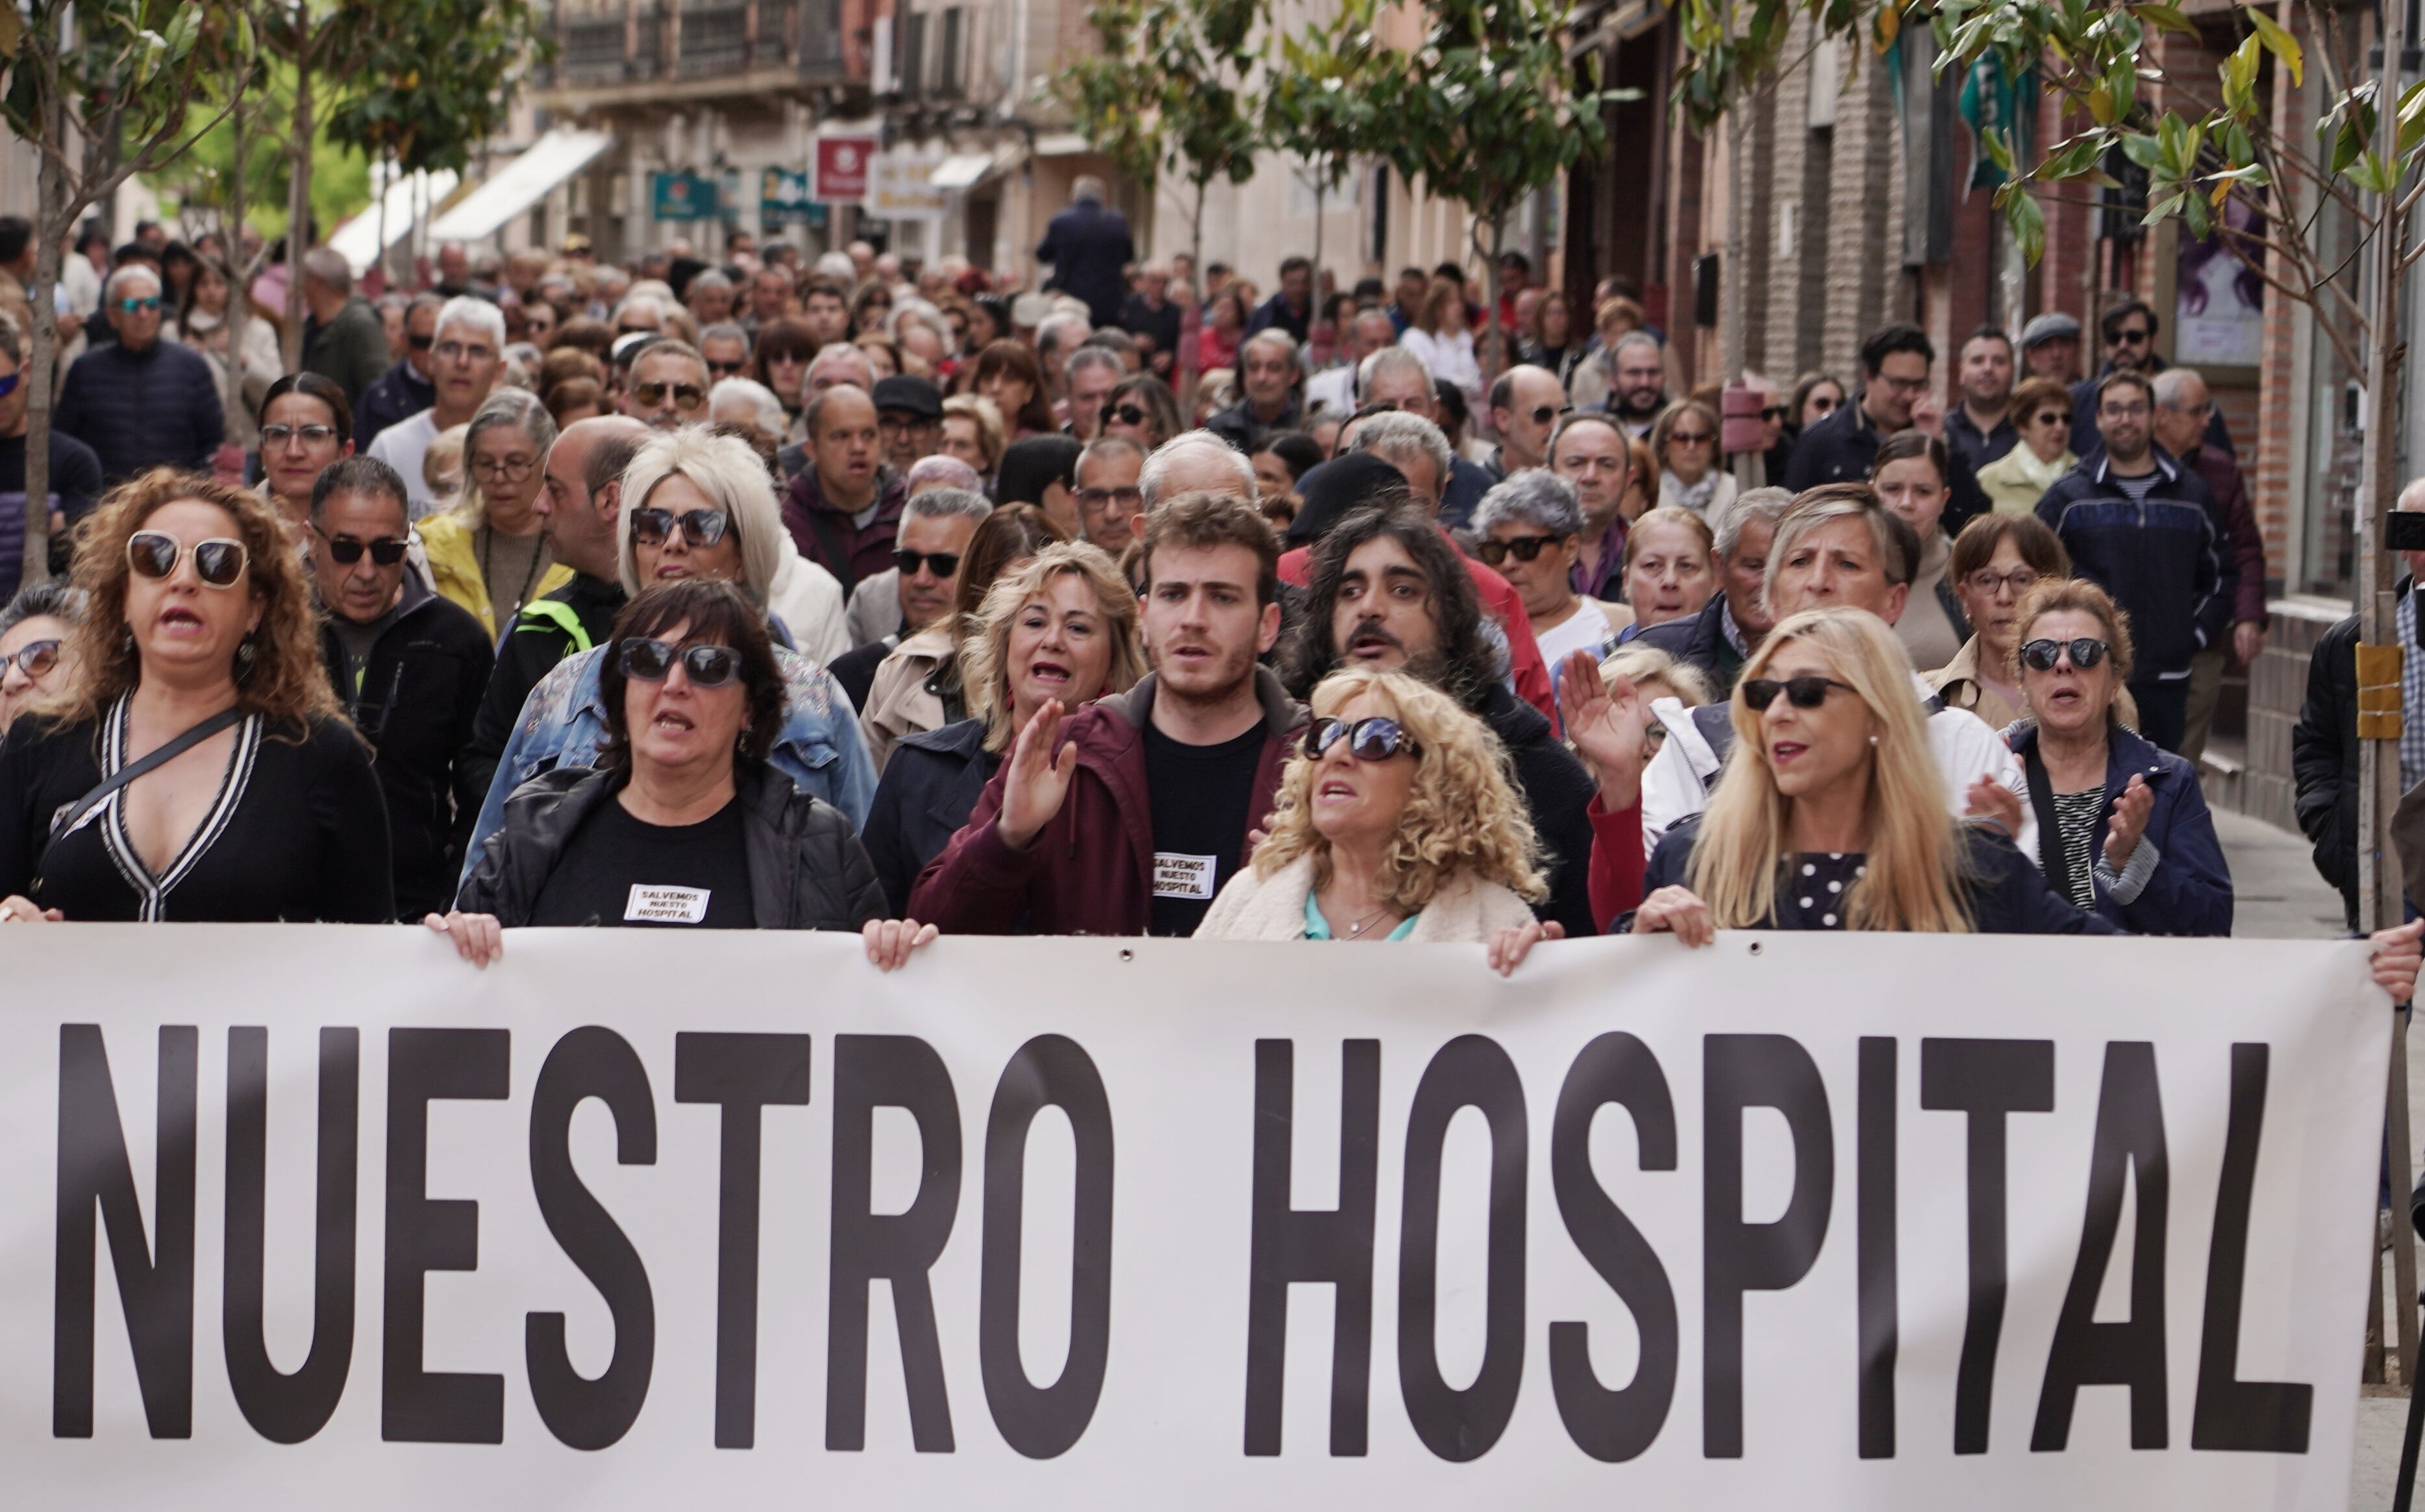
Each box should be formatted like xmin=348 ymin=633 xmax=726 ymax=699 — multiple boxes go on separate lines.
xmin=1260 ymin=0 xmax=1392 ymax=296
xmin=1375 ymin=0 xmax=1619 ymax=380
xmin=0 ymin=0 xmax=246 ymax=584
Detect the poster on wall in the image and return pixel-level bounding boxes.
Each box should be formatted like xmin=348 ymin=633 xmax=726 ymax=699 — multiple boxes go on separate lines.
xmin=2174 ymin=199 xmax=2266 ymax=367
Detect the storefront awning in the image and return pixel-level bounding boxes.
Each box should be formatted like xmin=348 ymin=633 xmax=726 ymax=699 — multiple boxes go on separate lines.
xmin=928 ymin=152 xmax=997 ymax=191
xmin=1032 ymin=132 xmax=1093 ymax=158
xmin=427 ymin=128 xmax=616 ymax=243
xmin=327 ymin=167 xmax=460 ymax=276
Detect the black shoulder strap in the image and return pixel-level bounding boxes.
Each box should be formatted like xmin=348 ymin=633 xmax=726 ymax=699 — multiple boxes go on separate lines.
xmin=48 ymin=708 xmax=243 ymax=848
xmin=2019 ymin=742 xmax=2073 ymax=906
xmin=802 ymin=506 xmax=856 ymax=598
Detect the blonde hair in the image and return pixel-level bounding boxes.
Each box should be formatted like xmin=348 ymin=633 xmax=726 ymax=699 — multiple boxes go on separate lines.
xmin=960 ymin=541 xmax=1147 ymax=752
xmin=1598 ymin=643 xmax=1714 ymax=707
xmin=1687 ymin=608 xmax=1974 ymax=931
xmin=941 ymin=393 xmax=1006 ymax=472
xmin=615 ymin=426 xmax=787 ymax=608
xmin=423 ymin=423 xmax=468 ymax=504
xmin=1254 ymin=667 xmax=1545 ymax=913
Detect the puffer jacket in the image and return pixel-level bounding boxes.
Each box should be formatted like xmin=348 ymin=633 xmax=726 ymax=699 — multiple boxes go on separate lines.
xmin=2007 ymin=718 xmax=2233 ymax=936
xmin=354 ymin=358 xmax=435 ymax=449
xmin=2035 ymin=448 xmax=2233 ymax=682
xmin=462 ymin=639 xmax=877 ymax=888
xmin=458 ymin=762 xmax=884 ymax=928
xmin=53 ymin=338 xmax=223 ymax=484
xmin=908 ymin=667 xmax=1308 ymax=935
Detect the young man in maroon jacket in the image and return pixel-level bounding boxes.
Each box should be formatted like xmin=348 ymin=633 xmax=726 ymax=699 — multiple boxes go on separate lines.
xmin=908 ymin=493 xmax=1306 ymax=935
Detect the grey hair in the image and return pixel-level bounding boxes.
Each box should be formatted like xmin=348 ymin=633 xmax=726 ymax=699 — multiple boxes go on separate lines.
xmin=2150 ymin=366 xmax=2204 ymax=409
xmin=1139 ymin=430 xmax=1257 ymax=510
xmin=699 ymin=321 xmax=749 ymax=350
xmin=103 ymin=263 xmax=161 ymax=303
xmin=436 ymin=294 xmax=508 ymax=350
xmin=1065 ymin=344 xmax=1125 ymax=382
xmin=906 ymin=454 xmax=985 ymax=493
xmin=904 ymin=486 xmax=994 ymax=527
xmin=616 ymin=425 xmax=788 ymax=607
xmin=1036 ymin=312 xmax=1093 ymax=360
xmin=889 ymin=299 xmax=953 ymax=350
xmin=689 ymin=269 xmax=733 ymax=295
xmin=1715 ymin=485 xmax=1793 ymax=560
xmin=1351 ymin=412 xmax=1454 ymax=488
xmin=1610 ymin=329 xmax=1663 ymax=364
xmin=709 ymin=377 xmax=786 ymax=440
xmin=1073 ymin=175 xmax=1107 ymax=204
xmin=806 ymin=341 xmax=875 ymax=389
xmin=1078 ymin=434 xmax=1145 ymax=478
xmin=1358 ymin=343 xmax=1432 ymax=401
xmin=301 ymin=246 xmax=353 ymax=293
xmin=407 ymin=293 xmax=446 ymax=324
xmin=1470 ymin=468 xmax=1584 ymax=537
xmin=0 ymin=578 xmax=86 ymax=639
xmin=1240 ymin=327 xmax=1300 ymax=374
xmin=464 ymin=386 xmax=558 ymax=465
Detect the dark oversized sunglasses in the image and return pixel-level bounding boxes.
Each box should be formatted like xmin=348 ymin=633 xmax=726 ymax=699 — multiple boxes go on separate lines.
xmin=893 ymin=549 xmax=961 ymax=578
xmin=1306 ymin=715 xmax=1419 ymax=762
xmin=631 ymin=380 xmax=706 ymax=409
xmin=2019 ymin=637 xmax=2109 ymax=672
xmin=628 ymin=507 xmax=730 ymax=548
xmin=313 ymin=525 xmax=408 ymax=566
xmin=127 ymin=530 xmax=247 ymax=588
xmin=0 ymin=372 xmax=23 ymax=400
xmin=618 ymin=637 xmax=741 ymax=687
xmin=5 ymin=638 xmax=59 ymax=677
xmin=407 ymin=332 xmax=435 ymax=351
xmin=1475 ymin=532 xmax=1569 ymax=566
xmin=1107 ymin=403 xmax=1151 ymax=427
xmin=1740 ymin=675 xmax=1856 ymax=712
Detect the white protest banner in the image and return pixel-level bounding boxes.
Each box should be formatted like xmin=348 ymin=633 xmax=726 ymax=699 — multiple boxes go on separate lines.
xmin=0 ymin=926 xmax=2390 ymax=1507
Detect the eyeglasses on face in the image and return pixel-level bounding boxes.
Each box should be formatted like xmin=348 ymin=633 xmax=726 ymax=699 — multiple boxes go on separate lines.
xmin=2030 ymin=411 xmax=2071 ymax=429
xmin=628 ymin=506 xmax=730 ymax=548
xmin=262 ymin=423 xmax=339 ymax=449
xmin=2019 ymin=637 xmax=2109 ymax=672
xmin=2109 ymin=326 xmax=2152 ymax=346
xmin=127 ymin=530 xmax=248 ymax=588
xmin=470 ymin=453 xmax=538 ymax=483
xmin=1667 ymin=428 xmax=1715 ymax=447
xmin=706 ymin=360 xmax=746 ymax=377
xmin=1739 ymin=675 xmax=1857 ymax=712
xmin=5 ymin=638 xmax=60 ymax=678
xmin=1876 ymin=373 xmax=1930 ymax=395
xmin=618 ymin=637 xmax=741 ymax=687
xmin=1808 ymin=395 xmax=1839 ymax=414
xmin=893 ymin=548 xmax=962 ymax=578
xmin=117 ymin=296 xmax=162 ymax=314
xmin=436 ymin=340 xmax=497 ymax=364
xmin=1107 ymin=403 xmax=1151 ymax=428
xmin=1475 ymin=532 xmax=1569 ymax=565
xmin=1078 ymin=485 xmax=1143 ymax=514
xmin=632 ymin=380 xmax=706 ymax=410
xmin=312 ymin=523 xmax=409 ymax=566
xmin=1963 ymin=566 xmax=2041 ymax=597
xmin=406 ymin=332 xmax=435 ymax=351
xmin=1305 ymin=715 xmax=1419 ymax=762
xmin=1526 ymin=404 xmax=1563 ymax=426
xmin=1760 ymin=405 xmax=1788 ymax=421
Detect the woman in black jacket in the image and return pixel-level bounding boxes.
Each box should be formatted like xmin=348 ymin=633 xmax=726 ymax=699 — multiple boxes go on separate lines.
xmin=432 ymin=580 xmax=897 ymax=958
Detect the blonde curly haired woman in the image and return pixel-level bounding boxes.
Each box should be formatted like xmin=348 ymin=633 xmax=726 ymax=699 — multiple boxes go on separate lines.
xmin=1198 ymin=666 xmax=1556 ymax=971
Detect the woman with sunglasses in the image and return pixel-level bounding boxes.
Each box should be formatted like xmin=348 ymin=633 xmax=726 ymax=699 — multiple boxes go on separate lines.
xmin=436 ymin=580 xmax=896 ymax=959
xmin=1474 ymin=470 xmax=1610 ymax=670
xmin=2002 ymin=578 xmax=2231 ymax=934
xmin=462 ymin=427 xmax=874 ymax=876
xmin=748 ymin=317 xmax=820 ymax=440
xmin=1976 ymin=376 xmax=2080 ymax=515
xmin=1649 ymin=399 xmax=1736 ymax=522
xmin=0 ymin=469 xmax=393 ymax=924
xmin=254 ymin=373 xmax=356 ymax=530
xmin=0 ymin=580 xmax=84 ymax=730
xmin=1198 ymin=667 xmax=1556 ymax=972
xmin=1790 ymin=373 xmax=1845 ymax=436
xmin=418 ymin=390 xmax=571 ymax=639
xmin=1099 ymin=374 xmax=1182 ymax=454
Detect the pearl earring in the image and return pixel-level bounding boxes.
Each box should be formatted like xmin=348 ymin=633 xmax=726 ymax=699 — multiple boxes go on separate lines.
xmin=1869 ymin=734 xmax=1879 ymax=745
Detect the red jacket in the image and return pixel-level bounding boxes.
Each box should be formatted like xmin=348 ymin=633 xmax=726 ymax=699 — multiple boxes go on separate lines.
xmin=780 ymin=464 xmax=907 ymax=596
xmin=907 ymin=669 xmax=1309 ymax=935
xmin=1277 ymin=533 xmax=1556 ymax=718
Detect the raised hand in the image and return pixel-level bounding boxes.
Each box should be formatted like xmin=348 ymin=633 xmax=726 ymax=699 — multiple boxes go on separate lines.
xmin=997 ymin=700 xmax=1080 ymax=850
xmin=1558 ymin=649 xmax=1652 ymax=810
xmin=2104 ymin=773 xmax=2154 ymax=871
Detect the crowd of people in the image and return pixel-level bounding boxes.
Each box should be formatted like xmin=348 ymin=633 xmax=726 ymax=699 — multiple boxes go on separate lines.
xmin=0 ymin=190 xmax=2416 ymax=1002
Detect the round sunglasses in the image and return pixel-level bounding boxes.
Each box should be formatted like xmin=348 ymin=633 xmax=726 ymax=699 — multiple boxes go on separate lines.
xmin=2019 ymin=637 xmax=2109 ymax=672
xmin=629 ymin=507 xmax=730 ymax=549
xmin=127 ymin=530 xmax=248 ymax=588
xmin=617 ymin=637 xmax=741 ymax=687
xmin=1306 ymin=715 xmax=1419 ymax=762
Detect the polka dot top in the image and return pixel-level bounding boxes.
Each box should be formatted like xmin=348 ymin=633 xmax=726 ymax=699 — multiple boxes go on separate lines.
xmin=1785 ymin=852 xmax=1868 ymax=930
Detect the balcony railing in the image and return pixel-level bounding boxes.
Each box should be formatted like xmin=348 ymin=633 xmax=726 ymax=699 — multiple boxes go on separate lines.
xmin=547 ymin=0 xmax=853 ymax=87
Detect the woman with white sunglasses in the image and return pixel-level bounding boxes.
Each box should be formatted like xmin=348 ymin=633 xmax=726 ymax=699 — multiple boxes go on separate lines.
xmin=0 ymin=469 xmax=392 ymax=923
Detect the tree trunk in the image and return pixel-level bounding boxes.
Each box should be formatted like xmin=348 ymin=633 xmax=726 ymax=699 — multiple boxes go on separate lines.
xmin=376 ymin=147 xmax=390 ymax=288
xmin=1478 ymin=214 xmax=1505 ymax=390
xmin=23 ymin=103 xmax=69 ymax=588
xmin=280 ymin=42 xmax=314 ymax=373
xmin=218 ymin=72 xmax=252 ymax=446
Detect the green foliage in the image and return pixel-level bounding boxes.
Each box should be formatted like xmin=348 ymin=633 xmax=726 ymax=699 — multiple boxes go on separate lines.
xmin=1260 ymin=0 xmax=1392 ymax=198
xmin=0 ymin=0 xmax=238 ymax=169
xmin=325 ymin=0 xmax=552 ymax=175
xmin=153 ymin=57 xmax=373 ymax=241
xmin=1056 ymin=0 xmax=1262 ymax=204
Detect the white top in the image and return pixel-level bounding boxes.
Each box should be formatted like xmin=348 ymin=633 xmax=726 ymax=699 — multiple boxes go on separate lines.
xmin=367 ymin=410 xmax=442 ymax=518
xmin=765 ymin=538 xmax=851 ymax=668
xmin=61 ymin=255 xmax=101 ymax=316
xmin=1637 ymin=670 xmax=2036 ymax=861
xmin=1399 ymin=327 xmax=1482 ymax=401
xmin=1306 ymin=364 xmax=1358 ymax=418
xmin=1532 ymin=597 xmax=1612 ymax=670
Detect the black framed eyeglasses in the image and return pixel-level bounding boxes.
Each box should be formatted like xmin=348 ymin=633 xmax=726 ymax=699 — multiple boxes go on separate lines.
xmin=312 ymin=524 xmax=408 ymax=566
xmin=5 ymin=638 xmax=59 ymax=677
xmin=618 ymin=637 xmax=741 ymax=687
xmin=262 ymin=423 xmax=340 ymax=449
xmin=127 ymin=530 xmax=248 ymax=588
xmin=2019 ymin=637 xmax=2109 ymax=672
xmin=893 ymin=548 xmax=962 ymax=578
xmin=1474 ymin=532 xmax=1569 ymax=566
xmin=1306 ymin=715 xmax=1419 ymax=762
xmin=628 ymin=507 xmax=730 ymax=548
xmin=1739 ymin=675 xmax=1857 ymax=712
xmin=631 ymin=380 xmax=706 ymax=410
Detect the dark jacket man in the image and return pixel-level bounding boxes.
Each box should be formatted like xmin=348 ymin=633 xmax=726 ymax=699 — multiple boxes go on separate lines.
xmin=317 ymin=572 xmax=493 ymax=918
xmin=908 ymin=669 xmax=1307 ymax=935
xmin=54 ymin=338 xmax=223 ymax=484
xmin=1783 ymin=388 xmax=1991 ymax=539
xmin=303 ymin=293 xmax=392 ymax=408
xmin=1245 ymin=290 xmax=1312 ymax=345
xmin=1034 ymin=194 xmax=1136 ymax=327
xmin=460 ymin=763 xmax=885 ymax=927
xmin=2179 ymin=439 xmax=2269 ymax=628
xmin=1206 ymin=394 xmax=1303 ymax=454
xmin=1476 ymin=680 xmax=1598 ymax=939
xmin=460 ymin=573 xmax=628 ymax=810
xmin=781 ymin=462 xmax=908 ymax=596
xmin=2071 ymin=358 xmax=2231 ymax=457
xmin=2034 ymin=448 xmax=2232 ymax=684
xmin=2291 ymin=586 xmax=2404 ymax=930
xmin=864 ymin=716 xmax=999 ymax=915
xmin=354 ymin=357 xmax=436 ymax=450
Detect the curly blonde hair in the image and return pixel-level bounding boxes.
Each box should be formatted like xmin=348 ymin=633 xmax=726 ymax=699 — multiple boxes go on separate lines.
xmin=1253 ymin=667 xmax=1545 ymax=913
xmin=47 ymin=468 xmax=339 ymax=732
xmin=960 ymin=541 xmax=1146 ymax=752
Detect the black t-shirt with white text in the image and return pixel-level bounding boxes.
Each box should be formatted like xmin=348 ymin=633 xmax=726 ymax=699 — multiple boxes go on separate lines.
xmin=527 ymin=795 xmax=756 ymax=928
xmin=1142 ymin=719 xmax=1265 ymax=937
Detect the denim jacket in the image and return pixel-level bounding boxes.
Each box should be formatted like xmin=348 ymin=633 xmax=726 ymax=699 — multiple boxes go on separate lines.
xmin=458 ymin=641 xmax=877 ymax=896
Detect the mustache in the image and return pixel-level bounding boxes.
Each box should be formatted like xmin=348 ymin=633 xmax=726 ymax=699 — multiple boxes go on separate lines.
xmin=1345 ymin=619 xmax=1404 ymax=652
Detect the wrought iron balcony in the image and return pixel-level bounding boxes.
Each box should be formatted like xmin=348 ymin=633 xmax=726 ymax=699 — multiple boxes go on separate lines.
xmin=545 ymin=0 xmax=854 ymax=90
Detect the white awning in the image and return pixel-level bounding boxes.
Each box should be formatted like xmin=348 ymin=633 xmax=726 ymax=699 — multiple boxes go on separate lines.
xmin=327 ymin=167 xmax=460 ymax=276
xmin=1032 ymin=132 xmax=1093 ymax=158
xmin=427 ymin=128 xmax=616 ymax=243
xmin=928 ymin=152 xmax=996 ymax=191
